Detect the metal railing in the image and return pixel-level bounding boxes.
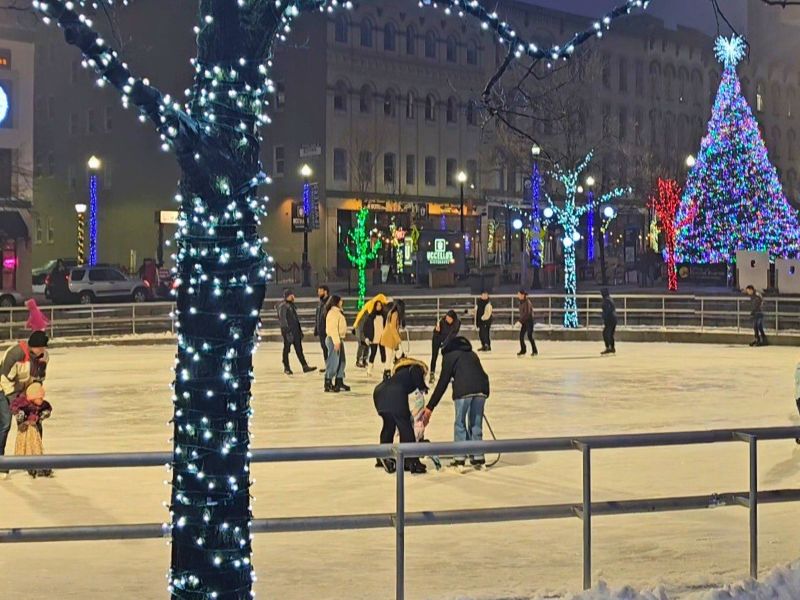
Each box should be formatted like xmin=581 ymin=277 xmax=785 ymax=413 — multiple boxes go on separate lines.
xmin=2 ymin=426 xmax=800 ymax=599
xmin=1 ymin=294 xmax=800 ymax=341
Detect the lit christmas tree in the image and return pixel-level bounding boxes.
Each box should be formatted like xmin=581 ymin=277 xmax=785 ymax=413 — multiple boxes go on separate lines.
xmin=675 ymin=35 xmax=800 ymax=264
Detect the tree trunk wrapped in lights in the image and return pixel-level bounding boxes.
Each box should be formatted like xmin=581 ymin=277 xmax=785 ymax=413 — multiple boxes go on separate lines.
xmin=543 ymin=151 xmax=629 ymax=328
xmin=344 ymin=207 xmax=380 ymax=309
xmin=32 ymin=0 xmax=650 ymax=596
xmin=649 ymin=178 xmax=682 ymax=291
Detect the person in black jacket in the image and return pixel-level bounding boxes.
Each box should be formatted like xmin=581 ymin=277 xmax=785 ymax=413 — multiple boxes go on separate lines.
xmin=277 ymin=289 xmax=316 ymax=375
xmin=475 ymin=291 xmax=493 ymax=352
xmin=745 ymin=285 xmax=767 ymax=346
xmin=314 ymin=285 xmax=331 ymax=360
xmin=422 ymin=336 xmax=490 ymax=468
xmin=601 ymin=288 xmax=617 ymax=355
xmin=372 ymin=360 xmax=429 ymax=474
xmin=430 ymin=310 xmax=461 ymax=383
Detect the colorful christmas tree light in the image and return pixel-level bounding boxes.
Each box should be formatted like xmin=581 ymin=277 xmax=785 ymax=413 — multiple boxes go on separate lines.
xmin=345 ymin=208 xmax=380 ymax=309
xmin=543 ymin=151 xmax=629 ymax=328
xmin=675 ymin=35 xmax=800 ymax=265
xmin=649 ymin=178 xmax=682 ymax=291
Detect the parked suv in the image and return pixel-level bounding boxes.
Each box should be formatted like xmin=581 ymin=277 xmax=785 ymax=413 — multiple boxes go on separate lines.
xmin=68 ymin=266 xmax=151 ymax=304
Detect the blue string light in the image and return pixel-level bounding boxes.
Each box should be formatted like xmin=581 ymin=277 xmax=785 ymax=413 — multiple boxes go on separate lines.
xmin=586 ymin=190 xmax=595 ymax=262
xmin=530 ymin=163 xmax=542 ymax=268
xmin=88 ymin=174 xmax=98 ymax=266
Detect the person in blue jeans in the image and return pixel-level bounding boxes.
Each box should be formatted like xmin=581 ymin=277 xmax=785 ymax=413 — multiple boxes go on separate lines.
xmin=422 ymin=336 xmax=490 ymax=468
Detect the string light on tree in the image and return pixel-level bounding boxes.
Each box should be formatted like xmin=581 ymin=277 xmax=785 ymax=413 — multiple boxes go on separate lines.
xmin=675 ymin=35 xmax=800 ymax=266
xmin=87 ymin=155 xmax=101 ymax=266
xmin=542 ymin=152 xmax=629 ymax=328
xmin=31 ymin=0 xmax=653 ymax=598
xmin=345 ymin=208 xmax=380 ymax=309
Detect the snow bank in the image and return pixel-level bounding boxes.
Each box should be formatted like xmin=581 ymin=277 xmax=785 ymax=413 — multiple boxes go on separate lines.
xmin=561 ymin=561 xmax=800 ymax=600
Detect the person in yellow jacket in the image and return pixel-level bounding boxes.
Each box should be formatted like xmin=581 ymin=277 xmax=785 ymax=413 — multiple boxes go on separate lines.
xmin=353 ymin=294 xmax=389 ymax=368
xmin=379 ymin=299 xmax=406 ymax=377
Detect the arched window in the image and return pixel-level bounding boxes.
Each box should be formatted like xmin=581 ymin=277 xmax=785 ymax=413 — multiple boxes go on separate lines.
xmin=406 ymin=91 xmax=416 ymax=119
xmin=425 ymin=94 xmax=436 ymax=121
xmin=786 ymin=168 xmax=798 ymax=200
xmin=788 ymin=129 xmax=796 ymax=160
xmin=648 ymin=109 xmax=658 ymax=146
xmin=678 ymin=114 xmax=689 ymax=150
xmin=446 ymin=97 xmax=458 ymax=123
xmin=446 ymin=36 xmax=458 ymax=63
xmin=333 ymin=81 xmax=348 ymax=112
xmin=360 ymin=19 xmax=373 ymax=48
xmin=384 ymin=23 xmax=396 ymax=52
xmin=383 ymin=89 xmax=396 ymax=117
xmin=649 ymin=61 xmax=661 ymax=100
xmin=691 ymin=69 xmax=703 ymax=106
xmin=771 ymin=126 xmax=782 ymax=159
xmin=406 ymin=26 xmax=416 ymax=56
xmin=424 ymin=31 xmax=437 ymax=59
xmin=466 ymin=41 xmax=478 ymax=66
xmin=787 ymin=87 xmax=796 ymax=119
xmin=678 ymin=67 xmax=689 ymax=103
xmin=771 ymin=82 xmax=782 ymax=117
xmin=664 ymin=64 xmax=676 ymax=101
xmin=359 ymin=85 xmax=372 ymax=114
xmin=335 ymin=15 xmax=348 ymax=44
xmin=466 ymin=100 xmax=477 ymax=126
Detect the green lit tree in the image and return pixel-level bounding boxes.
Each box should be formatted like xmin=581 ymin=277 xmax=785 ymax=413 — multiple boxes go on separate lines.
xmin=345 ymin=208 xmax=380 ymax=309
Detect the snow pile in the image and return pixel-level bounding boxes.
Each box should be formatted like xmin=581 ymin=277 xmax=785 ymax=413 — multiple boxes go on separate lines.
xmin=556 ymin=561 xmax=800 ymax=600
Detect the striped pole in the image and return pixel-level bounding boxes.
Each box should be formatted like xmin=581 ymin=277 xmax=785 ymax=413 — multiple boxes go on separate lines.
xmin=76 ymin=212 xmax=85 ymax=264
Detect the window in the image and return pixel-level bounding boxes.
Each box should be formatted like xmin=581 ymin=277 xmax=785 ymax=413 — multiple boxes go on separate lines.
xmin=359 ymin=85 xmax=372 ymax=114
xmin=466 ymin=100 xmax=477 ymax=126
xmin=446 ymin=97 xmax=457 ymax=123
xmin=384 ymin=23 xmax=396 ymax=51
xmin=664 ymin=64 xmax=675 ymax=101
xmin=333 ymin=148 xmax=347 ymax=181
xmin=360 ymin=19 xmax=373 ymax=48
xmin=406 ymin=92 xmax=415 ymax=119
xmin=466 ymin=41 xmax=478 ymax=66
xmin=86 ymin=108 xmax=96 ymax=134
xmin=445 ymin=158 xmax=457 ymax=187
xmin=333 ymin=81 xmax=347 ymax=112
xmin=649 ymin=61 xmax=661 ymax=100
xmin=71 ymin=268 xmax=86 ymax=282
xmin=424 ymin=156 xmax=436 ymax=186
xmin=274 ymin=82 xmax=286 ymax=111
xmin=618 ymin=57 xmax=627 ymax=93
xmin=634 ymin=110 xmax=643 ymax=146
xmin=466 ymin=159 xmax=478 ymax=188
xmin=772 ymin=83 xmax=782 ymax=117
xmin=425 ymin=95 xmax=436 ymax=121
xmin=446 ymin=36 xmax=457 ymax=63
xmin=602 ymin=104 xmax=610 ymax=137
xmin=358 ymin=151 xmax=373 ymax=183
xmin=678 ymin=67 xmax=688 ymax=103
xmin=69 ymin=113 xmax=79 ymax=135
xmin=757 ymin=83 xmax=765 ymax=113
xmin=383 ymin=153 xmax=395 ymax=185
xmin=384 ymin=90 xmax=395 ymax=117
xmin=273 ymin=146 xmax=285 ymax=177
xmin=46 ymin=217 xmax=55 ymax=245
xmin=89 ymin=268 xmax=113 ymax=282
xmin=424 ymin=31 xmax=436 ymax=59
xmin=787 ymin=88 xmax=795 ymax=119
xmin=405 ymin=154 xmax=416 ymax=185
xmin=406 ymin=26 xmax=416 ymax=56
xmin=635 ymin=60 xmax=644 ymax=97
xmin=104 ymin=106 xmax=113 ymax=131
xmin=771 ymin=127 xmax=782 ymax=159
xmin=335 ymin=15 xmax=349 ymax=43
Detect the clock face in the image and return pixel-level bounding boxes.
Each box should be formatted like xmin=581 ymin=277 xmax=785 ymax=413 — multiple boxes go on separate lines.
xmin=0 ymin=86 xmax=8 ymax=125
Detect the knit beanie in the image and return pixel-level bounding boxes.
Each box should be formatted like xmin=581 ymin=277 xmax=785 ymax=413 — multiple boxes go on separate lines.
xmin=28 ymin=331 xmax=49 ymax=348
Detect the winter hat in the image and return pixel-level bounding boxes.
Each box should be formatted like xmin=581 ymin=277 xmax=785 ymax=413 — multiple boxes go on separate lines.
xmin=283 ymin=288 xmax=295 ymax=300
xmin=25 ymin=299 xmax=49 ymax=332
xmin=28 ymin=331 xmax=49 ymax=348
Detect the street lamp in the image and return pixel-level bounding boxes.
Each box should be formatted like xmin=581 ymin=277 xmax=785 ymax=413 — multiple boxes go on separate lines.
xmin=531 ymin=144 xmax=541 ymax=158
xmin=86 ymin=155 xmax=101 ymax=266
xmin=530 ymin=144 xmax=543 ymax=289
xmin=685 ymin=154 xmax=696 ymax=168
xmin=457 ymin=170 xmax=468 ymax=277
xmin=74 ymin=203 xmax=87 ymax=264
xmin=299 ymin=163 xmax=313 ymax=287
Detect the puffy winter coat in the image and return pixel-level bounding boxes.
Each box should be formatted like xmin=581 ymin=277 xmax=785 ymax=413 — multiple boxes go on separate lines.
xmin=0 ymin=342 xmax=48 ymax=397
xmin=518 ymin=297 xmax=534 ymax=324
xmin=426 ymin=337 xmax=490 ymax=411
xmin=363 ymin=310 xmax=386 ymax=344
xmin=602 ymin=297 xmax=617 ymax=324
xmin=432 ymin=312 xmax=461 ymax=348
xmin=380 ymin=308 xmax=402 ymax=351
xmin=476 ymin=299 xmax=493 ymax=325
xmin=749 ymin=292 xmax=764 ymax=316
xmin=373 ymin=361 xmax=428 ymax=415
xmin=326 ymin=305 xmax=348 ymax=345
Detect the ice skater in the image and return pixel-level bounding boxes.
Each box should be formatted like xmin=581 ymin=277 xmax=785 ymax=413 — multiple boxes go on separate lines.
xmin=324 ymin=295 xmax=351 ymax=393
xmin=745 ymin=285 xmax=767 ymax=347
xmin=516 ymin=290 xmax=538 ymax=357
xmin=601 ymin=288 xmax=617 ymax=355
xmin=277 ymin=289 xmax=316 ymax=375
xmin=352 ymin=294 xmax=388 ymax=369
xmin=430 ymin=309 xmax=461 ymax=383
xmin=421 ymin=336 xmax=490 ymax=469
xmin=475 ymin=291 xmax=493 ymax=352
xmin=379 ymin=299 xmax=406 ymax=377
xmin=363 ymin=300 xmax=387 ymax=377
xmin=11 ymin=382 xmax=53 ymax=478
xmin=794 ymin=359 xmax=799 ymax=444
xmin=314 ymin=285 xmax=331 ymax=361
xmin=372 ymin=358 xmax=429 ymax=474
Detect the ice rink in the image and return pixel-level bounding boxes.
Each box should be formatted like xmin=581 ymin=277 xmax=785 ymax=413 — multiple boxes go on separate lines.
xmin=1 ymin=339 xmax=799 ymax=599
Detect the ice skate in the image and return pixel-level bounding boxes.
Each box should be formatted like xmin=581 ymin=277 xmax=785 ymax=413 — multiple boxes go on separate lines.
xmin=302 ymin=365 xmax=317 ymax=374
xmin=470 ymin=458 xmax=487 ymax=470
xmin=334 ymin=378 xmax=351 ymax=392
xmin=284 ymin=368 xmax=293 ymax=375
xmin=324 ymin=379 xmax=337 ymax=393
xmin=366 ymin=363 xmax=374 ymax=377
xmin=380 ymin=458 xmax=396 ymax=474
xmin=516 ymin=350 xmax=526 ymax=357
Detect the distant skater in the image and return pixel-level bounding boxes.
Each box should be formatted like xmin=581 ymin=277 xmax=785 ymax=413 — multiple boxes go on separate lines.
xmin=745 ymin=285 xmax=767 ymax=347
xmin=430 ymin=310 xmax=461 ymax=383
xmin=516 ymin=290 xmax=537 ymax=357
xmin=476 ymin=291 xmax=493 ymax=352
xmin=601 ymin=288 xmax=617 ymax=355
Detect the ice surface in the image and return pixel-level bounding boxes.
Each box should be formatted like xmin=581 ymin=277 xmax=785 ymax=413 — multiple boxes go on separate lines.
xmin=1 ymin=340 xmax=799 ymax=599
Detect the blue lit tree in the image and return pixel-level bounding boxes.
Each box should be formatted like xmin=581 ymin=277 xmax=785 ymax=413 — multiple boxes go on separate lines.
xmin=676 ymin=35 xmax=800 ymax=264
xmin=31 ymin=0 xmax=650 ymax=597
xmin=543 ymin=152 xmax=628 ymax=328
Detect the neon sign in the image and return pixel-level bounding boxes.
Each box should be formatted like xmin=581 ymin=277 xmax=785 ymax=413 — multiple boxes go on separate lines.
xmin=426 ymin=238 xmax=455 ymax=265
xmin=0 ymin=87 xmax=8 ymax=125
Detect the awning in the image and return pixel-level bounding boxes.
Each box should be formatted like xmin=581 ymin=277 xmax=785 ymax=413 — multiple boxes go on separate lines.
xmin=0 ymin=211 xmax=28 ymax=239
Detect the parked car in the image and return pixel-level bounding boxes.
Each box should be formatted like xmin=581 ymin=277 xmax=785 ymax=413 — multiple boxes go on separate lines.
xmin=68 ymin=266 xmax=152 ymax=304
xmin=0 ymin=290 xmax=23 ymax=307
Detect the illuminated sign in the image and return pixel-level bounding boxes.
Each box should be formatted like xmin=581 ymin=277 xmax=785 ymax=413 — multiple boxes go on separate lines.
xmin=0 ymin=87 xmax=8 ymax=126
xmin=426 ymin=238 xmax=454 ymax=265
xmin=0 ymin=49 xmax=9 ymax=69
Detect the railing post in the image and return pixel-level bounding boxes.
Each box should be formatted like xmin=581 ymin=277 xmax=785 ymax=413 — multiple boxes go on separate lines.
xmin=748 ymin=436 xmax=758 ymax=580
xmin=662 ymin=296 xmax=666 ymax=329
xmin=8 ymin=307 xmax=12 ymax=340
xmin=573 ymin=441 xmax=592 ymax=590
xmin=132 ymin=304 xmax=137 ymax=335
xmin=395 ymin=447 xmax=405 ymax=600
xmin=736 ymin=298 xmax=741 ymax=333
xmin=775 ymin=299 xmax=779 ymax=334
xmin=700 ymin=298 xmax=704 ymax=332
xmin=623 ymin=297 xmax=627 ymax=327
xmin=50 ymin=307 xmax=55 ymax=339
xmin=90 ymin=306 xmax=95 ymax=339
xmin=548 ymin=296 xmax=552 ymax=327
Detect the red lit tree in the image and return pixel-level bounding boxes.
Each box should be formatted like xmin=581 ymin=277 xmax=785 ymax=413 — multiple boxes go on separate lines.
xmin=649 ymin=178 xmax=682 ymax=291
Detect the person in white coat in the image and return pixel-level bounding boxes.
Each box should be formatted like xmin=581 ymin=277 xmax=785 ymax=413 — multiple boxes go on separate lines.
xmin=324 ymin=295 xmax=350 ymax=393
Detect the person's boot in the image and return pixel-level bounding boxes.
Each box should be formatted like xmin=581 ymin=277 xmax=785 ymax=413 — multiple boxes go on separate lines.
xmin=302 ymin=364 xmax=316 ymax=373
xmin=324 ymin=378 xmax=337 ymax=393
xmin=381 ymin=458 xmax=397 ymax=474
xmin=284 ymin=367 xmax=293 ymax=375
xmin=749 ymin=340 xmax=759 ymax=347
xmin=334 ymin=378 xmax=351 ymax=392
xmin=531 ymin=347 xmax=539 ymax=357
xmin=517 ymin=349 xmax=526 ymax=357
xmin=405 ymin=458 xmax=427 ymax=474
xmin=366 ymin=363 xmax=374 ymax=377
xmin=601 ymin=347 xmax=612 ymax=355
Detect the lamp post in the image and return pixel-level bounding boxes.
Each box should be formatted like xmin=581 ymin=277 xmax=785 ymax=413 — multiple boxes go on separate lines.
xmin=457 ymin=170 xmax=468 ymax=277
xmin=685 ymin=154 xmax=696 ymax=168
xmin=87 ymin=155 xmax=101 ymax=266
xmin=74 ymin=203 xmax=87 ymax=264
xmin=300 ymin=163 xmax=313 ymax=287
xmin=530 ymin=144 xmax=542 ymax=289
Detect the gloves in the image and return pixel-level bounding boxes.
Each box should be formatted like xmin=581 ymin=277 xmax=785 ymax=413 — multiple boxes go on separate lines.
xmin=40 ymin=410 xmax=51 ymax=421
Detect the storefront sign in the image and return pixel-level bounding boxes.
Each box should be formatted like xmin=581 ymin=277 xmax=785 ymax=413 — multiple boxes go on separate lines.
xmin=677 ymin=263 xmax=728 ymax=285
xmin=299 ymin=144 xmax=322 ymax=158
xmin=158 ymin=210 xmax=179 ymax=225
xmin=291 ymin=203 xmax=306 ymax=233
xmin=426 ymin=238 xmax=454 ymax=265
